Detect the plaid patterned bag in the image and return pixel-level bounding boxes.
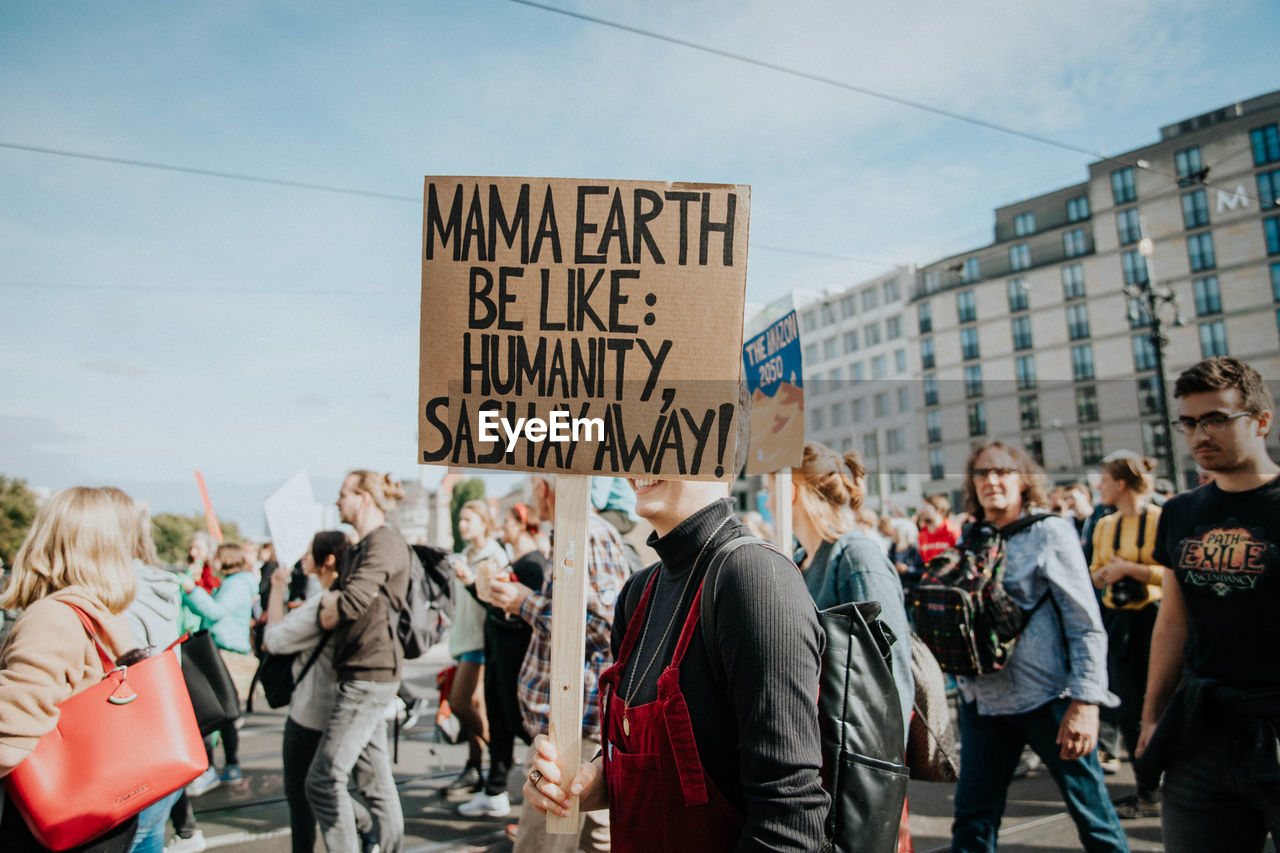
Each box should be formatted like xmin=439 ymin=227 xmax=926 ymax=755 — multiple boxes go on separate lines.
xmin=909 ymin=515 xmax=1051 ymax=677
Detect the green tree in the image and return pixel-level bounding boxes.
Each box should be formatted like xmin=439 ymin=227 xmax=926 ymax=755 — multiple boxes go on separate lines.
xmin=449 ymin=478 xmax=486 ymax=553
xmin=0 ymin=476 xmax=39 ymax=565
xmin=151 ymin=513 xmax=243 ymax=567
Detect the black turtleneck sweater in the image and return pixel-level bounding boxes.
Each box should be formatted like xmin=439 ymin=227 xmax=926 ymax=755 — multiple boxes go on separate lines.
xmin=610 ymin=498 xmax=828 ymax=851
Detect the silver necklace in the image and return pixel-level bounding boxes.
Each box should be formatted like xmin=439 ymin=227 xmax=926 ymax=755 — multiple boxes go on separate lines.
xmin=620 ymin=513 xmax=733 ymax=736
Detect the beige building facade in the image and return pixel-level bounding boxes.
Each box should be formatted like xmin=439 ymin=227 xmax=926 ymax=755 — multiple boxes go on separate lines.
xmin=914 ymin=90 xmax=1280 ymax=501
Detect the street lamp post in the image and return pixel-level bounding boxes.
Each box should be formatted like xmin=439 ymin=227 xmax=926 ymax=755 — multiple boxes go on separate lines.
xmin=1125 ymin=233 xmax=1183 ymax=488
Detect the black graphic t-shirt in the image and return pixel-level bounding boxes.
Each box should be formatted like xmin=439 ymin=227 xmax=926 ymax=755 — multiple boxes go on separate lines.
xmin=1153 ymin=474 xmax=1280 ymax=686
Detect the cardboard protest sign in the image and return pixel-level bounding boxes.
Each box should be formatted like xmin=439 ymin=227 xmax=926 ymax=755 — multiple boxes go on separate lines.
xmin=742 ymin=310 xmax=805 ymax=475
xmin=419 ymin=177 xmax=750 ymax=481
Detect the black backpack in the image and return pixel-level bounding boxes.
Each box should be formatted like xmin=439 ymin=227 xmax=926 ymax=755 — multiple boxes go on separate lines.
xmin=391 ymin=545 xmax=454 ymax=660
xmin=909 ymin=514 xmax=1052 ymax=677
xmin=698 ymin=536 xmax=908 ymax=853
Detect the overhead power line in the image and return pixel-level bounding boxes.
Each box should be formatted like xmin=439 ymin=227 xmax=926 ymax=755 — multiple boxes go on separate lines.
xmin=0 ymin=141 xmax=420 ymax=203
xmin=504 ymin=0 xmax=1263 ymax=205
xmin=0 ymin=141 xmax=912 ymax=269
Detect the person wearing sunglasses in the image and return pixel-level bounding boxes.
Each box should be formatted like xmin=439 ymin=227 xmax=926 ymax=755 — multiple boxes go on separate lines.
xmin=1137 ymin=356 xmax=1280 ymax=852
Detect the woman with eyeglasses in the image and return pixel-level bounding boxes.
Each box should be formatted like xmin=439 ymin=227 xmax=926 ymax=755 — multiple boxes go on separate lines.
xmin=1089 ymin=452 xmax=1165 ymax=820
xmin=951 ymin=442 xmax=1127 ymax=853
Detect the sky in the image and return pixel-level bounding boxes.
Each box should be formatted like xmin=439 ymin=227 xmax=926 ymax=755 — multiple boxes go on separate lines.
xmin=1 ymin=0 xmax=1276 ymax=533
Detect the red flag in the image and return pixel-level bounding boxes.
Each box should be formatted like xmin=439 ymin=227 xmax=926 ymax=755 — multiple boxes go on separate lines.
xmin=194 ymin=470 xmax=223 ymax=543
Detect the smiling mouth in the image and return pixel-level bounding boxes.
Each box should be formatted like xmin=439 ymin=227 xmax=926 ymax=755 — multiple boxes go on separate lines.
xmin=631 ymin=478 xmax=662 ymax=491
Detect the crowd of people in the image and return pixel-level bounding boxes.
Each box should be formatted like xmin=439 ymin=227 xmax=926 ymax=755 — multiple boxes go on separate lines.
xmin=0 ymin=355 xmax=1276 ymax=852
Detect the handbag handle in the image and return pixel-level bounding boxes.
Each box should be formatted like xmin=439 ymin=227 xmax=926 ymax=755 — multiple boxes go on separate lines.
xmin=61 ymin=602 xmax=119 ymax=671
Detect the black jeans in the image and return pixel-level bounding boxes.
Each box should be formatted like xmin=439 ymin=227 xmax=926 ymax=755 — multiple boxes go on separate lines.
xmin=483 ymin=620 xmax=534 ymax=796
xmin=1104 ymin=604 xmax=1160 ymax=795
xmin=1162 ymin=723 xmax=1280 ymax=852
xmin=283 ymin=717 xmax=374 ymax=853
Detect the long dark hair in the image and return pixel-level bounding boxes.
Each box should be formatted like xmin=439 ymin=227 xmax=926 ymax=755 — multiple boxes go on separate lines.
xmin=311 ymin=530 xmax=350 ymax=567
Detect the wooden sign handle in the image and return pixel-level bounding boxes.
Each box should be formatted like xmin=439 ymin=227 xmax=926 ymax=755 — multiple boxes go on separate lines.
xmin=546 ymin=474 xmax=591 ymax=834
xmin=774 ymin=469 xmax=793 ymax=554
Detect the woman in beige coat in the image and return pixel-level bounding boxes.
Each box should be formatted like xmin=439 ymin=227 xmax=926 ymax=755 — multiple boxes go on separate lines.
xmin=0 ymin=486 xmax=139 ymax=851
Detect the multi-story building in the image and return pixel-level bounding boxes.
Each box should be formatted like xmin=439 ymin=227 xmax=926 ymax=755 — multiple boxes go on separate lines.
xmin=914 ymin=90 xmax=1280 ymax=503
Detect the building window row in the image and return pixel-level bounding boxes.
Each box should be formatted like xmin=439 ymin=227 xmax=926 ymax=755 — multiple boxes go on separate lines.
xmin=1014 ymin=211 xmax=1036 ymax=236
xmin=1066 ymin=304 xmax=1091 ymax=340
xmin=1072 ymin=344 xmax=1094 ymax=381
xmin=1067 ymin=195 xmax=1090 ymax=222
xmin=1012 ymin=315 xmax=1034 ymax=350
xmin=1007 ymin=278 xmax=1028 ymax=312
xmin=965 ymin=364 xmax=983 ymax=399
xmin=1258 ymin=169 xmax=1280 ymax=210
xmin=1188 ymin=232 xmax=1216 ymax=272
xmin=1200 ymin=319 xmax=1228 ymax=357
xmin=1193 ymin=275 xmax=1222 ymax=316
xmin=1176 ymin=146 xmax=1204 ymax=183
xmin=1064 ymin=227 xmax=1088 ymax=258
xmin=1112 ymin=167 xmax=1137 ymax=205
xmin=1252 ymin=124 xmax=1280 ymax=167
xmin=1010 ymin=242 xmax=1031 ymax=271
xmin=1182 ymin=189 xmax=1210 ymax=229
xmin=1062 ymin=263 xmax=1085 ymax=300
xmin=1116 ymin=207 xmax=1142 ymax=245
xmin=1016 ymin=354 xmax=1036 ymax=390
xmin=1133 ymin=334 xmax=1158 ymax=371
xmin=1020 ymin=394 xmax=1039 ymax=431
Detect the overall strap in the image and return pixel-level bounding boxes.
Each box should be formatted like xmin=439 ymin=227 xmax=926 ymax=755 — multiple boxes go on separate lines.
xmin=616 ymin=569 xmax=662 ymax=668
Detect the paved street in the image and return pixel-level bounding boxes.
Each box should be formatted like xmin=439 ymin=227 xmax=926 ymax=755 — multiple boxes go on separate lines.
xmin=184 ymin=644 xmax=1164 ymax=852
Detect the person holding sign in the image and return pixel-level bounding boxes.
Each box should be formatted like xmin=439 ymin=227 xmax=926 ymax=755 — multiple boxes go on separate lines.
xmin=487 ymin=475 xmax=629 ymax=853
xmin=521 ymin=473 xmax=829 ymax=850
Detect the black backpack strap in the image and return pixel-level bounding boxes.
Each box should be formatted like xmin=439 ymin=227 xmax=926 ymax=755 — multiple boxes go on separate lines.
xmin=998 ymin=512 xmax=1054 ymax=538
xmin=295 ymin=632 xmax=331 ymax=687
xmin=698 ymin=535 xmax=778 ymax=684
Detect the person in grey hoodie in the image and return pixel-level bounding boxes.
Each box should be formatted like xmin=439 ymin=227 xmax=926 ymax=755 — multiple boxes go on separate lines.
xmin=104 ymin=487 xmax=193 ymax=853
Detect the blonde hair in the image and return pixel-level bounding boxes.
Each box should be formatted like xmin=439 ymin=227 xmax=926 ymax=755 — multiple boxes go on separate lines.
xmin=1100 ymin=451 xmax=1158 ymax=496
xmin=1 ymin=487 xmax=136 ymax=612
xmin=460 ymin=499 xmax=496 ymax=540
xmin=792 ymin=441 xmax=866 ymax=543
xmin=101 ymin=486 xmax=159 ymax=566
xmin=348 ymin=470 xmax=405 ymax=513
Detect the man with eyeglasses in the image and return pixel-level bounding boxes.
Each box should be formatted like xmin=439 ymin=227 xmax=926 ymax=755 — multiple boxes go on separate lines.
xmin=1136 ymin=356 xmax=1280 ymax=852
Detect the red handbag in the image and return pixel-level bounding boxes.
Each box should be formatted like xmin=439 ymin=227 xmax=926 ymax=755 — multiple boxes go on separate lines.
xmin=1 ymin=603 xmax=207 ymax=851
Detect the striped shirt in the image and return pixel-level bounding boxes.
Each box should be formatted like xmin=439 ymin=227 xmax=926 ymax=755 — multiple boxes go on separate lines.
xmin=517 ymin=513 xmax=631 ymax=742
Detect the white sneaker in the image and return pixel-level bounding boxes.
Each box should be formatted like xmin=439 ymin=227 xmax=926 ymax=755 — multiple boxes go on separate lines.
xmin=458 ymin=790 xmax=511 ymax=817
xmin=165 ymin=830 xmax=207 ymax=853
xmin=186 ymin=767 xmax=221 ymax=797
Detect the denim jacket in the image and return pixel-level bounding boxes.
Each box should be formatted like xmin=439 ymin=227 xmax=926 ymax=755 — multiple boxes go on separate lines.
xmin=957 ymin=514 xmax=1117 ymax=716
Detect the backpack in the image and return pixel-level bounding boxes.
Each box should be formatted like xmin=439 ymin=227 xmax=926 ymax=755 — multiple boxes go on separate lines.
xmin=248 ymin=634 xmax=330 ymax=712
xmin=692 ymin=536 xmax=909 ymax=853
xmin=390 ymin=545 xmax=454 ymax=660
xmin=909 ymin=514 xmax=1052 ymax=677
